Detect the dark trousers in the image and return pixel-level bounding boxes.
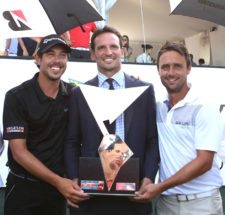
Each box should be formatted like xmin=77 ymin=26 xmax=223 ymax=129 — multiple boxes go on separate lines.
xmin=70 ymin=196 xmax=152 ymax=215
xmin=4 ymin=173 xmax=66 ymax=215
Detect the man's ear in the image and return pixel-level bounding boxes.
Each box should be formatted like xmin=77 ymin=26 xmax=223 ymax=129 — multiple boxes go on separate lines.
xmin=34 ymin=54 xmax=41 ymax=67
xmin=187 ymin=65 xmax=191 ymax=75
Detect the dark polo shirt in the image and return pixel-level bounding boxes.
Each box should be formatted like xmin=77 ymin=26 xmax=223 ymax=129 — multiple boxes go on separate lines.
xmin=3 ymin=73 xmax=73 ymax=178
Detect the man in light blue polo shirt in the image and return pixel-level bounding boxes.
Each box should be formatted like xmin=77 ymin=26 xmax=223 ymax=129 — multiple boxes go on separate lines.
xmin=134 ymin=42 xmax=223 ymax=215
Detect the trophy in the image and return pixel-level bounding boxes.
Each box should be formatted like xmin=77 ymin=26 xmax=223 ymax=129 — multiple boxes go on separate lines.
xmin=79 ymin=84 xmax=149 ymax=195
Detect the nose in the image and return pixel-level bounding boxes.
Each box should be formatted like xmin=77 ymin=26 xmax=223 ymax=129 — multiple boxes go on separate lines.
xmin=167 ymin=65 xmax=175 ymax=75
xmin=53 ymin=54 xmax=62 ymax=62
xmin=105 ymin=47 xmax=113 ymax=55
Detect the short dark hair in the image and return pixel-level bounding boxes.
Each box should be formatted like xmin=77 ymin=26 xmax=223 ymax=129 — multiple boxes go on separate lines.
xmin=157 ymin=42 xmax=191 ymax=69
xmin=142 ymin=44 xmax=153 ymax=50
xmin=90 ymin=26 xmax=122 ymax=51
xmin=199 ymin=58 xmax=205 ymax=65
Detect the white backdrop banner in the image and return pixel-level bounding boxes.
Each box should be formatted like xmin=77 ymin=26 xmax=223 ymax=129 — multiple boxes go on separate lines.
xmin=0 ymin=58 xmax=225 ymax=186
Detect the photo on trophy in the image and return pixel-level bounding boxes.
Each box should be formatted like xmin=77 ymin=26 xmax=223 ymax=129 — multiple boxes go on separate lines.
xmin=79 ymin=156 xmax=140 ymax=196
xmin=98 ymin=134 xmax=133 ymax=191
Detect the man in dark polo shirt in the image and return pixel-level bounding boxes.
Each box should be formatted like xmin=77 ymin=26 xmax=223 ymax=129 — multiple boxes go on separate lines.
xmin=3 ymin=34 xmax=77 ymax=215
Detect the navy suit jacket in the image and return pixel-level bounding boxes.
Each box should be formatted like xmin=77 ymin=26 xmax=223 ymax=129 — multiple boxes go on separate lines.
xmin=65 ymin=73 xmax=159 ymax=215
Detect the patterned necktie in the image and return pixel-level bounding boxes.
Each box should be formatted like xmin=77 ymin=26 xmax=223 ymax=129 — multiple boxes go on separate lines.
xmin=104 ymin=78 xmax=115 ymax=134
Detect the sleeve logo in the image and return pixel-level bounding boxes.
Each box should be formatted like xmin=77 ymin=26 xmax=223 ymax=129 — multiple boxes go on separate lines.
xmin=6 ymin=126 xmax=25 ymax=133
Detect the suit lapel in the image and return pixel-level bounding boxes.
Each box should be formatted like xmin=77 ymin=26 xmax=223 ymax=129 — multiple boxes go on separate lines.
xmin=124 ymin=74 xmax=136 ymax=138
xmin=86 ymin=76 xmax=98 ymax=87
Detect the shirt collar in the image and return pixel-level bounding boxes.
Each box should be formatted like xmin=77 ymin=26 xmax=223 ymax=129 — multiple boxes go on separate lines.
xmin=163 ymin=83 xmax=196 ymax=109
xmin=98 ymin=70 xmax=125 ymax=88
xmin=32 ymin=72 xmax=70 ymax=103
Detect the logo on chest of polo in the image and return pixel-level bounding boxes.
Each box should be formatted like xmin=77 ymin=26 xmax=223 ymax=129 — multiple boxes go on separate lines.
xmin=64 ymin=108 xmax=69 ymax=112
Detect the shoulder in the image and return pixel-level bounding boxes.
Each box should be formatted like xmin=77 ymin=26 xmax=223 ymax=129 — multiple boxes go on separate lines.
xmin=124 ymin=73 xmax=153 ymax=87
xmin=136 ymin=53 xmax=143 ymax=59
xmin=4 ymin=79 xmax=34 ymax=109
xmin=196 ymin=102 xmax=220 ymax=120
xmin=124 ymin=74 xmax=155 ymax=99
xmin=70 ymin=84 xmax=84 ymax=99
xmin=85 ymin=76 xmax=98 ymax=86
xmin=6 ymin=78 xmax=33 ymax=98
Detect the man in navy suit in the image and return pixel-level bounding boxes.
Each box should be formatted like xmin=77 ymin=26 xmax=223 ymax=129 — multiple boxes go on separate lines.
xmin=64 ymin=26 xmax=159 ymax=215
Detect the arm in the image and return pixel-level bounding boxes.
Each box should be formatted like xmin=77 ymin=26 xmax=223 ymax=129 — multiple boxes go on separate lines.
xmin=31 ymin=37 xmax=41 ymax=43
xmin=134 ymin=104 xmax=222 ymax=201
xmin=4 ymin=39 xmax=11 ymax=56
xmin=134 ymin=150 xmax=214 ymax=201
xmin=30 ymin=37 xmax=41 ymax=56
xmin=3 ymin=90 xmax=87 ymax=207
xmin=0 ymin=130 xmax=4 ymax=156
xmin=124 ymin=47 xmax=133 ymax=59
xmin=61 ymin=31 xmax=73 ymax=46
xmin=18 ymin=38 xmax=29 ymax=56
xmin=123 ymin=47 xmax=129 ymax=58
xmin=9 ymin=138 xmax=83 ymax=204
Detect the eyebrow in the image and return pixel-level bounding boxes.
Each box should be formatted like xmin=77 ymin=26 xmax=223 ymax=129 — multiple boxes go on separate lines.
xmin=161 ymin=63 xmax=183 ymax=67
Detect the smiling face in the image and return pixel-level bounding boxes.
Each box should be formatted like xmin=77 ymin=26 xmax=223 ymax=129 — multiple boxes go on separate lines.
xmin=90 ymin=32 xmax=124 ymax=77
xmin=35 ymin=45 xmax=69 ymax=81
xmin=158 ymin=50 xmax=191 ymax=97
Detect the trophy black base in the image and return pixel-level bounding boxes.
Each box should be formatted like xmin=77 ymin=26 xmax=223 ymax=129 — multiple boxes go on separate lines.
xmin=79 ymin=157 xmax=140 ymax=196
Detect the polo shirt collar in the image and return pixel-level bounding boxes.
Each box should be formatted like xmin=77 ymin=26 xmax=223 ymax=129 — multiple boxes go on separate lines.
xmin=164 ymin=83 xmax=198 ymax=109
xmin=32 ymin=72 xmax=69 ymax=103
xmin=60 ymin=80 xmax=71 ymax=96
